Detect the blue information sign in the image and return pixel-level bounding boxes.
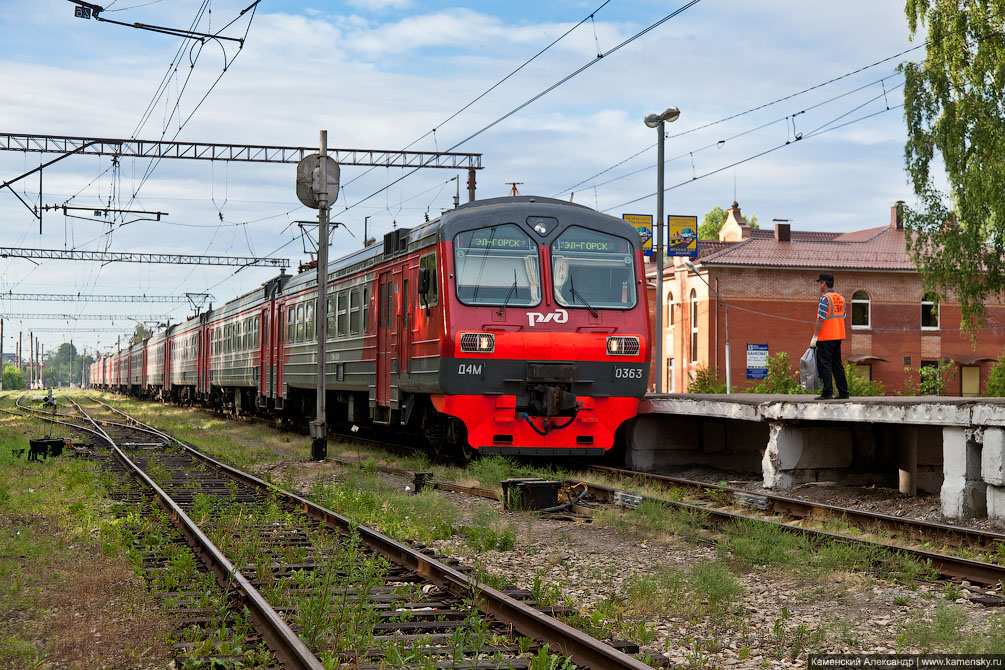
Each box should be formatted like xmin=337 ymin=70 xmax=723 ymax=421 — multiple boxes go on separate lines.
xmin=747 ymin=344 xmax=769 ymax=380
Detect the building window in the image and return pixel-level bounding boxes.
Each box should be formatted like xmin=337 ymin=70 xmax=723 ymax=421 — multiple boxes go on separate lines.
xmin=921 ymin=293 xmax=939 ymax=329
xmin=690 ymin=289 xmax=698 ymax=362
xmin=666 ymin=291 xmax=674 ymax=327
xmin=851 ymin=290 xmax=870 ymax=329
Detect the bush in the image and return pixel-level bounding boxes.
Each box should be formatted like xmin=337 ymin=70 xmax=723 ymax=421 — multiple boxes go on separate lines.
xmin=2 ymin=364 xmax=25 ymax=390
xmin=902 ymin=359 xmax=956 ymax=395
xmin=689 ymin=365 xmax=727 ymax=393
xmin=845 ymin=362 xmax=885 ymax=396
xmin=986 ymin=354 xmax=1005 ymax=396
xmin=745 ymin=352 xmax=804 ymax=394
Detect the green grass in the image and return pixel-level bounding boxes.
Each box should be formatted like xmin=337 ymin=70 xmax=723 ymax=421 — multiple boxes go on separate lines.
xmin=594 ymin=499 xmax=707 ymax=539
xmin=898 ymin=605 xmax=1005 ymax=652
xmin=0 ymin=408 xmax=174 ymax=668
xmin=716 ymin=518 xmax=935 ymax=583
xmin=459 ymin=506 xmax=516 ymax=551
xmin=309 ymin=468 xmax=458 ymax=543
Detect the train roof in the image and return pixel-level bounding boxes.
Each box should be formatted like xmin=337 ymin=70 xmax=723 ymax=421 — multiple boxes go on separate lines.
xmin=131 ymin=196 xmax=633 ymax=341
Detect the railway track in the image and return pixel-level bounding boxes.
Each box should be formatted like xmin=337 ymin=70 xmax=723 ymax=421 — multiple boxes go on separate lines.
xmin=10 ymin=393 xmax=656 ymax=670
xmin=307 ymin=435 xmax=1005 ymax=594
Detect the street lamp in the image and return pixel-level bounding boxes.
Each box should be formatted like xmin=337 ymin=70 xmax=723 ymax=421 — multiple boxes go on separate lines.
xmin=644 ymin=106 xmax=680 ymax=394
xmin=685 ymin=259 xmax=731 ymax=393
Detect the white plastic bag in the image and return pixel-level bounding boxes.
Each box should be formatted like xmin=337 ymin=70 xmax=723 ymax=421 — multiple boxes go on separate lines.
xmin=799 ymin=347 xmax=820 ymax=391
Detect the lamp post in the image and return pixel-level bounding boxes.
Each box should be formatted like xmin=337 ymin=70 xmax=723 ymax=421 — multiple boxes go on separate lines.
xmin=685 ymin=259 xmax=730 ymax=393
xmin=644 ymin=106 xmax=680 ymax=394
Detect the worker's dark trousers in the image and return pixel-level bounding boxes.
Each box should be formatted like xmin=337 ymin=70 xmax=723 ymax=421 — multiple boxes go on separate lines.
xmin=816 ymin=339 xmax=848 ymax=397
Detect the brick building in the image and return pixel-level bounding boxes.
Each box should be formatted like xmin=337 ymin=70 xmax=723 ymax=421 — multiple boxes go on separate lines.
xmin=647 ymin=202 xmax=1005 ymax=396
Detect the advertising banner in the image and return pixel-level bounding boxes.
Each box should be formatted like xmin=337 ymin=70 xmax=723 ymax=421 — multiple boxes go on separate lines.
xmin=667 ymin=215 xmax=698 ymax=257
xmin=622 ymin=214 xmax=653 ymax=257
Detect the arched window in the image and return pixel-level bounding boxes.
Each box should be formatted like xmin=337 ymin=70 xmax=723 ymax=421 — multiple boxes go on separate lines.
xmin=851 ymin=290 xmax=871 ymax=328
xmin=666 ymin=291 xmax=674 ymax=327
xmin=690 ymin=289 xmax=698 ymax=361
xmin=921 ymin=293 xmax=939 ymax=329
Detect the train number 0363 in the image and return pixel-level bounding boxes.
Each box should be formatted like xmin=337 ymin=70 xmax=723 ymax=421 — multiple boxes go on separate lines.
xmin=614 ymin=367 xmax=643 ymax=379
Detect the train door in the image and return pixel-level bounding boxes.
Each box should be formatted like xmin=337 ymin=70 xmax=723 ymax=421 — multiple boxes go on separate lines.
xmin=142 ymin=347 xmax=148 ymax=393
xmin=400 ymin=274 xmax=410 ymax=374
xmin=164 ymin=338 xmax=172 ymax=393
xmin=259 ymin=305 xmax=269 ymax=399
xmin=376 ymin=272 xmax=392 ymax=408
xmin=275 ymin=301 xmax=287 ymax=400
xmin=198 ymin=327 xmax=206 ymax=396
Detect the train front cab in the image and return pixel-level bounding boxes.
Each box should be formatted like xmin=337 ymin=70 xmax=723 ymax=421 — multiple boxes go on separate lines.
xmin=428 ymin=198 xmax=650 ymax=456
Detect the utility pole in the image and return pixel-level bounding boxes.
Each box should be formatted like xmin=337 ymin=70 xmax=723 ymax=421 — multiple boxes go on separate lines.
xmin=296 ymin=130 xmax=339 ymax=462
xmin=29 ymin=332 xmax=33 ymax=389
xmin=39 ymin=340 xmax=43 ymax=389
xmin=69 ymin=340 xmax=73 ymax=388
xmin=0 ymin=318 xmax=4 ymax=390
xmin=315 ymin=131 xmax=329 ymax=462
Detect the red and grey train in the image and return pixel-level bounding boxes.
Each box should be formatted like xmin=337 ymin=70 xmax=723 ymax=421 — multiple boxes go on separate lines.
xmin=91 ymin=196 xmax=651 ymax=456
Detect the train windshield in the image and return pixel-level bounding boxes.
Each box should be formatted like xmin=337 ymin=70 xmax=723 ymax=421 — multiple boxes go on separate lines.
xmin=454 ymin=224 xmax=541 ymax=306
xmin=551 ymin=226 xmax=637 ymax=309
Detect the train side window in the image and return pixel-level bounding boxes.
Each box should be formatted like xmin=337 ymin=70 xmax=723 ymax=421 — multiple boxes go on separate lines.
xmin=337 ymin=291 xmax=348 ymax=338
xmin=225 ymin=325 xmax=231 ymax=354
xmin=418 ymin=253 xmax=438 ymax=306
xmin=296 ymin=304 xmax=305 ymax=342
xmin=349 ymin=288 xmax=361 ymax=335
xmin=306 ymin=301 xmax=315 ymax=341
xmin=287 ymin=306 xmax=294 ymax=342
xmin=253 ymin=316 xmax=259 ymax=348
xmin=327 ymin=297 xmax=334 ymax=338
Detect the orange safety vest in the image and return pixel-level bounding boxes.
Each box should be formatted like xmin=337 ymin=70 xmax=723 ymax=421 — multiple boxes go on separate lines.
xmin=819 ymin=291 xmax=846 ymax=341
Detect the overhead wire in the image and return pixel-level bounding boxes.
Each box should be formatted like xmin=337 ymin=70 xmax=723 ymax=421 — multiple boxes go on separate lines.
xmin=559 ymin=9 xmax=1005 ymax=198
xmin=336 ymin=0 xmax=704 ymax=219
xmin=605 ymin=97 xmax=905 ymax=212
xmin=337 ymin=0 xmax=616 ymax=196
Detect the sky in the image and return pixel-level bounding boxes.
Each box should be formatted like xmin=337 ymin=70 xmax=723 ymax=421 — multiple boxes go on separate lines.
xmin=0 ymin=0 xmax=930 ymax=357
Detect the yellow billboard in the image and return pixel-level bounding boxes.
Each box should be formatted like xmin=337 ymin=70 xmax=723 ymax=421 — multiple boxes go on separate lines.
xmin=667 ymin=215 xmax=698 ymax=257
xmin=622 ymin=214 xmax=653 ymax=256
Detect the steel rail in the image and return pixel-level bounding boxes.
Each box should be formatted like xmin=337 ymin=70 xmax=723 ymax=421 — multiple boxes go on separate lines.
xmin=587 ymin=465 xmax=1005 ymax=549
xmin=67 ymin=398 xmax=325 ymax=670
xmin=84 ymin=397 xmax=653 ymax=670
xmin=577 ymin=477 xmax=1005 ymax=587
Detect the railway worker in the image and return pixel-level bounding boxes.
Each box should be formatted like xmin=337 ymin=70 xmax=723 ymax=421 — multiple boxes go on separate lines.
xmin=809 ymin=272 xmax=849 ymax=400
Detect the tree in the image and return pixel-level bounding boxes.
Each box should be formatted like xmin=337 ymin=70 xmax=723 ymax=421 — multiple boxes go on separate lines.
xmin=134 ymin=323 xmax=151 ymax=341
xmin=902 ymin=0 xmax=1005 ymax=330
xmin=698 ymin=205 xmax=758 ymax=240
xmin=2 ymin=364 xmax=25 ymax=390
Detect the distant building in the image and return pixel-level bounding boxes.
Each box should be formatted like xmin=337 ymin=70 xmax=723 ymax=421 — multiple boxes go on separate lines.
xmin=647 ymin=202 xmax=1005 ymax=396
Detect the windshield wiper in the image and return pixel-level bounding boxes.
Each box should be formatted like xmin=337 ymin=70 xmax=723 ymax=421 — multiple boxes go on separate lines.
xmin=569 ymin=274 xmax=598 ymax=317
xmin=497 ymin=269 xmax=518 ymax=316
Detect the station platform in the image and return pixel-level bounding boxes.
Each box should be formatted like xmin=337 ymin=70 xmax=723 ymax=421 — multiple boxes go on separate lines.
xmin=630 ymin=394 xmax=1005 ymax=523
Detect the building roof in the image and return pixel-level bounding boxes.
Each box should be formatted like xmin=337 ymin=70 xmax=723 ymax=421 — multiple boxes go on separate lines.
xmin=699 ymin=224 xmax=913 ymax=271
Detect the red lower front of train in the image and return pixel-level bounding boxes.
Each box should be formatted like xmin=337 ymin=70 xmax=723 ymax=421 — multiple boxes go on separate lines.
xmin=432 ymin=394 xmax=639 ymax=454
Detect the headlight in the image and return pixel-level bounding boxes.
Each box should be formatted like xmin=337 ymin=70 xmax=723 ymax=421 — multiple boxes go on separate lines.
xmin=606 ymin=336 xmax=640 ymax=356
xmin=460 ymin=332 xmax=495 ymax=353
